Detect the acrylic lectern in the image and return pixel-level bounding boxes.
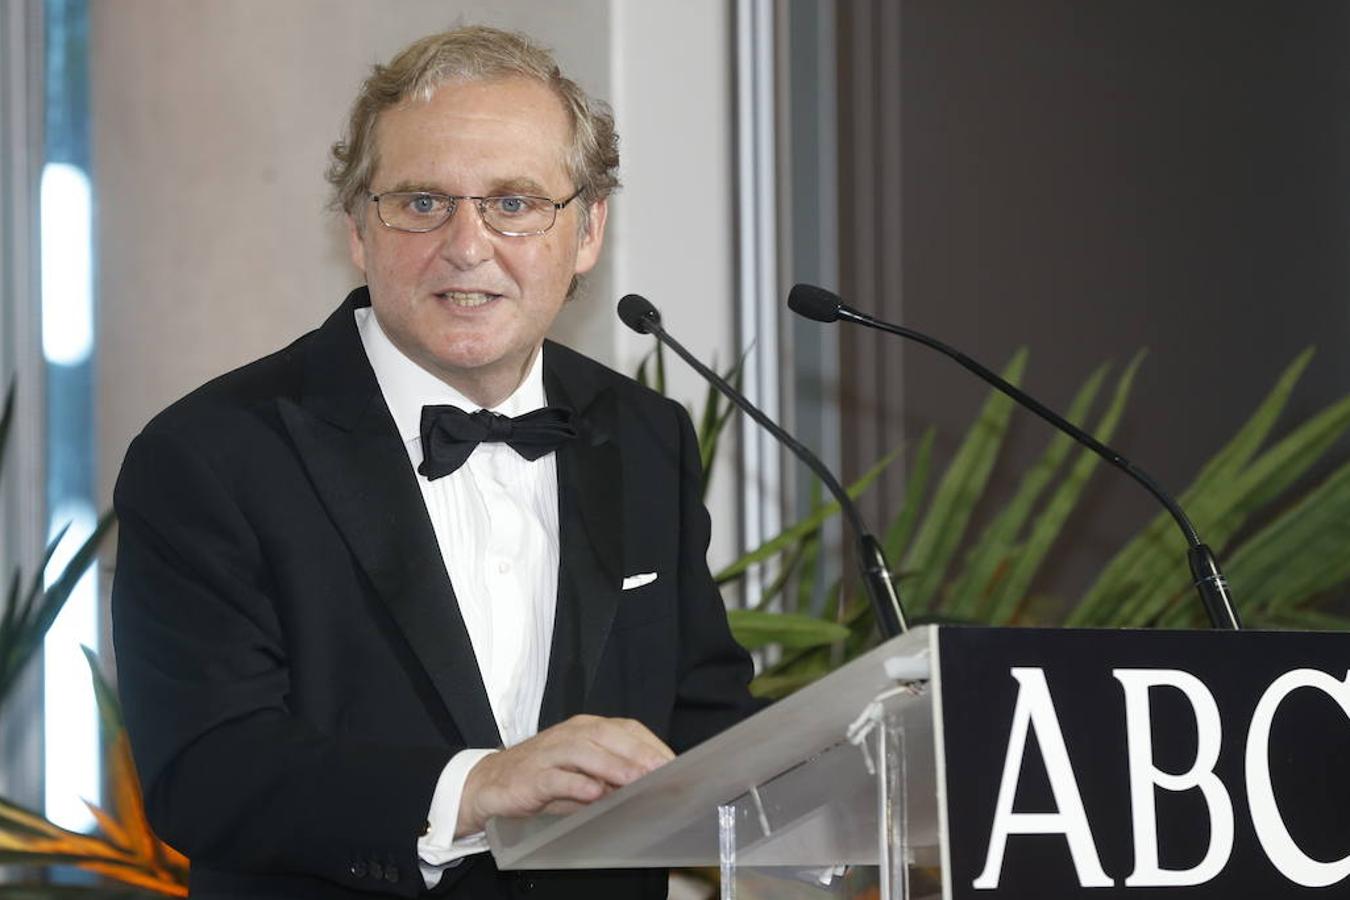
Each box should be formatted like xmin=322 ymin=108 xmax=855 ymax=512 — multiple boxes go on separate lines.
xmin=488 ymin=626 xmax=942 ymax=899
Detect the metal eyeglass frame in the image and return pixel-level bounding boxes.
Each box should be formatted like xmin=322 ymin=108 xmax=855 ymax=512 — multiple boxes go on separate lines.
xmin=367 ymin=186 xmax=585 ymax=237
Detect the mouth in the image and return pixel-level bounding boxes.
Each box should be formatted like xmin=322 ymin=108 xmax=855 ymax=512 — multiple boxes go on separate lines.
xmin=435 ymin=290 xmax=501 ymax=308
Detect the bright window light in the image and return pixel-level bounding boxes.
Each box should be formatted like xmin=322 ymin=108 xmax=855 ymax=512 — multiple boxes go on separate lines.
xmin=43 ymin=500 xmax=101 ymax=833
xmin=40 ymin=162 xmax=94 ymax=367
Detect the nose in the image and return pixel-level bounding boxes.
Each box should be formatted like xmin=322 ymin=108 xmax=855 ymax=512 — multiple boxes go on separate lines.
xmin=436 ymin=200 xmax=494 ymax=269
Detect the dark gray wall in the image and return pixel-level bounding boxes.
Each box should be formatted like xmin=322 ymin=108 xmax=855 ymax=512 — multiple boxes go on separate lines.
xmin=835 ymin=0 xmax=1350 ymax=609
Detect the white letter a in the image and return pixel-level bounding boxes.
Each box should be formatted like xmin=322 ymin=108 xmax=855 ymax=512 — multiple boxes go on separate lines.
xmin=972 ymin=667 xmax=1113 ymax=889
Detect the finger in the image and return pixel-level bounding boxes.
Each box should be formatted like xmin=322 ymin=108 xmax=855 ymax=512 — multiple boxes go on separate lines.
xmin=537 ymin=767 xmax=610 ymax=806
xmin=544 ymin=737 xmax=658 ymax=788
xmin=606 ymin=717 xmax=676 ymax=761
xmin=541 ymin=784 xmax=614 ymax=817
xmin=561 ymin=716 xmax=675 ymax=771
xmin=468 ymin=759 xmax=608 ymax=825
xmin=587 ymin=723 xmax=674 ymax=772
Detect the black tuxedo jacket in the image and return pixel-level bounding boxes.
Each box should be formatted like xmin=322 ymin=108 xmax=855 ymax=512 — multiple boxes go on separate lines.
xmin=112 ymin=288 xmax=757 ymax=899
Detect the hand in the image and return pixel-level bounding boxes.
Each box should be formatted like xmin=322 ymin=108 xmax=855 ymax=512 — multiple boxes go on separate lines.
xmin=456 ymin=715 xmax=674 ymax=836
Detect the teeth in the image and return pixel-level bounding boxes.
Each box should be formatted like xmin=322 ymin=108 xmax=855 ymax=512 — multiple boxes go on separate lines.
xmin=440 ymin=291 xmax=496 ymax=308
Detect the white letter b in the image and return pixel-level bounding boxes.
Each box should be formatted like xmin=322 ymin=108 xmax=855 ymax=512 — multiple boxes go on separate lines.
xmin=1113 ymin=668 xmax=1233 ymax=887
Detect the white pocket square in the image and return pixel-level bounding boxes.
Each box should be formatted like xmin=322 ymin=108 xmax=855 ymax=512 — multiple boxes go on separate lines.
xmin=622 ymin=572 xmax=658 ymax=590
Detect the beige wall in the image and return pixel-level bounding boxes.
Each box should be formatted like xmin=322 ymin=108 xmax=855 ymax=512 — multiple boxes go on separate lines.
xmin=92 ymin=1 xmax=740 ymax=565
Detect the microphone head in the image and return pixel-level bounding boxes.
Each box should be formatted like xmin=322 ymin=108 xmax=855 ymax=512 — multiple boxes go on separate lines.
xmin=617 ymin=294 xmax=662 ymax=334
xmin=788 ymin=283 xmax=843 ymax=323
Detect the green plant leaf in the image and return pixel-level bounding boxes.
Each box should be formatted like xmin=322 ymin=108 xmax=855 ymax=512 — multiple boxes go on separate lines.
xmin=0 ymin=514 xmax=116 ymax=715
xmin=792 ymin=480 xmax=827 ymax=614
xmin=19 ymin=524 xmax=71 ymax=622
xmin=1215 ymin=392 xmax=1350 ymax=527
xmin=655 ymin=337 xmax=667 ymax=397
xmin=82 ymin=645 xmax=126 ymax=742
xmin=1259 ymin=606 xmax=1350 ymax=631
xmin=1070 ymin=352 xmax=1313 ymax=626
xmin=1184 ymin=348 xmax=1315 ymax=509
xmin=714 ymin=450 xmax=900 ymax=583
xmin=902 ymin=348 xmax=1028 ymax=613
xmin=726 ymin=609 xmax=850 ymax=650
xmin=749 ymin=537 xmax=810 ymax=612
xmin=1070 ymin=352 xmax=1350 ymax=628
xmin=945 ymin=360 xmax=1112 ymax=620
xmin=0 ymin=381 xmax=14 ymax=477
xmin=696 ymin=351 xmax=747 ymax=498
xmin=1120 ymin=388 xmax=1350 ymax=628
xmin=1214 ymin=457 xmax=1350 ymax=620
xmin=882 ymin=427 xmax=936 ymax=566
xmin=986 ymin=352 xmax=1143 ymax=624
xmin=0 ymin=571 xmax=22 ymax=665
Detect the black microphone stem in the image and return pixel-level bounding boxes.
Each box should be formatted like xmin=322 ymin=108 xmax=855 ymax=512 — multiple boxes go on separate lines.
xmin=618 ymin=296 xmax=908 ymax=638
xmin=847 ymin=309 xmax=1195 ymax=543
xmin=815 ymin=298 xmax=1240 ymax=632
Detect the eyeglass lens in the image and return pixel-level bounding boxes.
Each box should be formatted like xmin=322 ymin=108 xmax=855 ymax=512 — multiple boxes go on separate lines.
xmin=375 ymin=192 xmax=558 ymax=235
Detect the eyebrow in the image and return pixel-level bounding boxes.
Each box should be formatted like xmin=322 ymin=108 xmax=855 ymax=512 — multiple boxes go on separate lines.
xmin=488 ymin=177 xmax=551 ymax=196
xmin=378 ymin=177 xmax=553 ymax=197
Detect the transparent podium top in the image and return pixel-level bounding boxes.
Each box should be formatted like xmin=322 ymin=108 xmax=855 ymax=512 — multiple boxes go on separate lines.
xmin=488 ymin=626 xmax=941 ymax=870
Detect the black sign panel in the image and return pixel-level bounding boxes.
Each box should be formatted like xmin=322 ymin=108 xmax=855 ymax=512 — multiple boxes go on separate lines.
xmin=937 ymin=627 xmax=1350 ymax=898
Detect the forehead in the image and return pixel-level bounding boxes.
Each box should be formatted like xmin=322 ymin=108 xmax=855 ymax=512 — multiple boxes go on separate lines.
xmin=371 ymin=75 xmax=573 ymax=191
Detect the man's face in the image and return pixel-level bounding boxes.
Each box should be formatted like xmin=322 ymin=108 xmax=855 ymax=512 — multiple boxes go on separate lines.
xmin=347 ymin=76 xmax=607 ymax=403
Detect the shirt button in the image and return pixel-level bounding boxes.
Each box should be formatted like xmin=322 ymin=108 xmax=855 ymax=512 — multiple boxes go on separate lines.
xmin=498 ymin=561 xmax=510 ymax=574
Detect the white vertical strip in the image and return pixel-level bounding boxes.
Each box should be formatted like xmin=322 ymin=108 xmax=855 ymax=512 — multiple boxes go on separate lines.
xmin=735 ymin=0 xmax=781 ymax=602
xmin=43 ymin=500 xmax=99 ymax=833
xmin=0 ymin=0 xmax=48 ymax=817
xmin=40 ymin=163 xmax=93 ymax=365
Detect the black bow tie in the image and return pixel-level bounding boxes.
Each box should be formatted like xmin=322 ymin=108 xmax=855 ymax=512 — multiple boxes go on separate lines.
xmin=417 ymin=404 xmax=577 ymax=480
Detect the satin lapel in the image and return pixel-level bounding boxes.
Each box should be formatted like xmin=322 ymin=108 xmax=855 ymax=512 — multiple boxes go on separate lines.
xmin=277 ymin=292 xmax=501 ymax=748
xmin=539 ymin=345 xmax=624 ymax=722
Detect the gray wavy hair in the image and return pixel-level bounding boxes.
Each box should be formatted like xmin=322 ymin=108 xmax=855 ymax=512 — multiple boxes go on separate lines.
xmin=327 ymin=26 xmax=620 ymax=233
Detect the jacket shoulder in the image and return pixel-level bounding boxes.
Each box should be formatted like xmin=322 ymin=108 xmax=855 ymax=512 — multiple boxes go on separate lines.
xmin=543 ymin=339 xmax=683 ymax=417
xmin=136 ymin=330 xmax=311 ymax=448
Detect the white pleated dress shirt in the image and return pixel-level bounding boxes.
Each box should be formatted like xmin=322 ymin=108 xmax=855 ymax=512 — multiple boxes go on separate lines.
xmin=355 ymin=308 xmax=559 ymax=886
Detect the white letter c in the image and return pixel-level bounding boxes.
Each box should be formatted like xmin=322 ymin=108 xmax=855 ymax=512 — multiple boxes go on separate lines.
xmin=1246 ymin=669 xmax=1350 ymax=888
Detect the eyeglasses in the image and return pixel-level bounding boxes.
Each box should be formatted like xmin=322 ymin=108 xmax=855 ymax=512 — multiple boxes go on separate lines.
xmin=368 ymin=187 xmax=585 ymax=237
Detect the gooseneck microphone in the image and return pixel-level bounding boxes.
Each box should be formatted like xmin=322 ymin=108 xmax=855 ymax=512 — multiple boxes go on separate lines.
xmin=617 ymin=294 xmax=908 ymax=639
xmin=788 ymin=283 xmax=1242 ymax=632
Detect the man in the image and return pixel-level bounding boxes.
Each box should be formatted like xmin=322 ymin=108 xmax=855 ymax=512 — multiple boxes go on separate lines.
xmin=112 ymin=26 xmax=756 ymax=899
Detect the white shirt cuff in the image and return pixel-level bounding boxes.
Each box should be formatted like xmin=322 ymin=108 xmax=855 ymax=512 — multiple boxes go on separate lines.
xmin=418 ymin=748 xmax=499 ymax=889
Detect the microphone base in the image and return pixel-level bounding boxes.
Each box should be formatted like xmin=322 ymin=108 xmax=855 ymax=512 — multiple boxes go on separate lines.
xmin=860 ymin=534 xmax=907 ymax=637
xmin=1189 ymin=544 xmax=1242 ymax=631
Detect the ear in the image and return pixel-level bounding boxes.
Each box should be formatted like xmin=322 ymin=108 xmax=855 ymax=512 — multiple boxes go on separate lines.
xmin=346 ymin=213 xmax=367 ymax=274
xmin=572 ymin=198 xmax=608 ymax=276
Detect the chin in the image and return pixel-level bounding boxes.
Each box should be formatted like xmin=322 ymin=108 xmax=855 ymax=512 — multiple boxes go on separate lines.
xmin=429 ymin=344 xmax=513 ymax=375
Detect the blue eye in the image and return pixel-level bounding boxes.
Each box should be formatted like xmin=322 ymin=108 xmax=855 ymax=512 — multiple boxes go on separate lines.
xmin=495 ymin=196 xmax=528 ymax=216
xmin=409 ymin=194 xmax=439 ymax=215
